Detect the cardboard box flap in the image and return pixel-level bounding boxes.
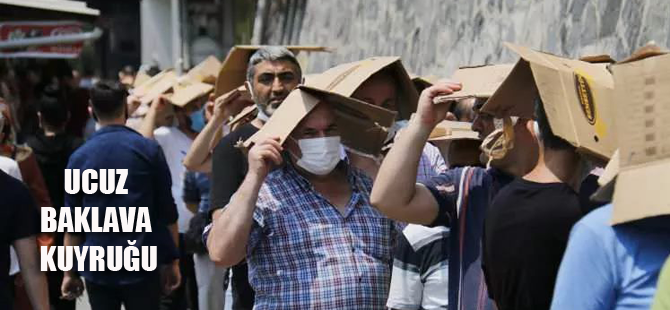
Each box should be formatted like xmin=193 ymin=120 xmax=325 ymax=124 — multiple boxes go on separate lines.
xmin=228 ymin=104 xmax=257 ymax=128
xmin=133 ymin=69 xmax=173 ymax=97
xmin=244 ymin=85 xmax=396 ymax=156
xmin=618 ymin=43 xmax=668 ymax=65
xmin=481 ymin=60 xmax=538 ymax=119
xmin=186 ymin=55 xmax=221 ymax=84
xmin=439 ymin=64 xmax=514 ymax=100
xmin=305 ymin=57 xmax=419 ymax=120
xmin=214 ymin=45 xmax=330 ymax=97
xmin=138 ymin=71 xmax=178 ymax=105
xmin=610 ymin=52 xmax=670 ymax=224
xmin=133 ymin=71 xmax=151 ymax=88
xmin=484 ymin=43 xmax=616 ymax=160
xmin=169 ymin=78 xmax=214 ymax=107
xmin=579 ymin=54 xmax=616 ymax=64
xmin=429 ymin=120 xmax=480 ymax=141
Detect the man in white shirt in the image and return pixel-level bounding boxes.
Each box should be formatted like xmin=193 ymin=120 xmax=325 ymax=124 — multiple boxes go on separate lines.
xmin=140 ymin=95 xmax=204 ymax=310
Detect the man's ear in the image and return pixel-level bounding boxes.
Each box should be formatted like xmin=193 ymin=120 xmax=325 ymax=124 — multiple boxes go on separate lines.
xmin=525 ymin=119 xmax=537 ymax=140
xmin=244 ymin=81 xmax=255 ymax=101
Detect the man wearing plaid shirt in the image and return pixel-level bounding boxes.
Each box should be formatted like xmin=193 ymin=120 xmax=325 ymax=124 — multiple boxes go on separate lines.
xmin=207 ymin=102 xmax=397 ymax=309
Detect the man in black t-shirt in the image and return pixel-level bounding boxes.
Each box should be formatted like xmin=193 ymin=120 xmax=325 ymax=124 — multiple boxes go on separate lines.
xmin=209 ymin=46 xmax=303 ymax=309
xmin=482 ymin=98 xmax=588 ymax=310
xmin=26 ymin=93 xmax=83 ymax=310
xmin=0 ymin=169 xmax=49 ymax=309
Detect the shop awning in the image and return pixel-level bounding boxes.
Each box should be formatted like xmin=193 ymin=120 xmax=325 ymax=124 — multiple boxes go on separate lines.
xmin=0 ymin=0 xmax=100 ymax=17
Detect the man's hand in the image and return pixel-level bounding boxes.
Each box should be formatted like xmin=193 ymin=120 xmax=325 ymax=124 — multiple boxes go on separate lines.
xmin=248 ymin=137 xmax=283 ymax=179
xmin=416 ymin=81 xmax=463 ymax=129
xmin=61 ymin=274 xmax=84 ymax=301
xmin=127 ymin=94 xmax=141 ymax=116
xmin=150 ymin=95 xmax=170 ymax=113
xmin=160 ymin=261 xmax=181 ymax=295
xmin=211 ymin=89 xmax=254 ymax=122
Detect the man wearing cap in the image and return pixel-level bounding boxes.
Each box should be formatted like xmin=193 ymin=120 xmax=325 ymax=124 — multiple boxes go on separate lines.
xmin=208 ymin=46 xmax=303 ymax=309
xmin=207 ymin=100 xmax=397 ymax=309
xmin=371 ymin=81 xmax=539 ymax=310
xmin=482 ymin=98 xmax=587 ymax=310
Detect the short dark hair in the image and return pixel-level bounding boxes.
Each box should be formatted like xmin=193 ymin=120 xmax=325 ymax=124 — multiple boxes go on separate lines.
xmin=38 ymin=90 xmax=68 ymax=128
xmin=534 ymin=97 xmax=574 ymax=150
xmin=246 ymin=46 xmax=302 ymax=82
xmin=89 ymin=81 xmax=127 ymax=120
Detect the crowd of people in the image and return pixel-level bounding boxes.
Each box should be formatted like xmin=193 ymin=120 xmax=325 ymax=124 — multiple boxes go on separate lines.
xmin=0 ymin=41 xmax=669 ymax=310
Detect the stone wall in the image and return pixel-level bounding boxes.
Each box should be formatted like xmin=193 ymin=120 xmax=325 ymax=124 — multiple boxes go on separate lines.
xmin=257 ymin=0 xmax=670 ymax=77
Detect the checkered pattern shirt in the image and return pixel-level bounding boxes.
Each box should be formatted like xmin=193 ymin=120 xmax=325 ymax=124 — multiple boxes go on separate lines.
xmin=417 ymin=143 xmax=448 ymax=184
xmin=244 ymin=162 xmax=397 ymax=309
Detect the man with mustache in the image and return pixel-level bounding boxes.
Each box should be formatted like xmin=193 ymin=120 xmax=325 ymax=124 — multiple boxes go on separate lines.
xmin=208 ymin=46 xmax=302 ymax=309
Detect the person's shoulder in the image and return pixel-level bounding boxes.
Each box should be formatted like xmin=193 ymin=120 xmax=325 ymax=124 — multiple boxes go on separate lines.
xmin=0 ymin=170 xmax=32 ymax=204
xmin=214 ymin=123 xmax=257 ymax=153
xmin=153 ymin=126 xmax=173 ymax=137
xmin=575 ymin=204 xmax=613 ymax=232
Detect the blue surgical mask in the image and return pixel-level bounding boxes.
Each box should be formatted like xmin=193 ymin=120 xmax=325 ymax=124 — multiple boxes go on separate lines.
xmin=190 ymin=107 xmax=206 ymax=132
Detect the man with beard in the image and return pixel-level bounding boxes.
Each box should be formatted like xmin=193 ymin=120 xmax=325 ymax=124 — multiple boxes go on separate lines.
xmin=209 ymin=46 xmax=302 ymax=309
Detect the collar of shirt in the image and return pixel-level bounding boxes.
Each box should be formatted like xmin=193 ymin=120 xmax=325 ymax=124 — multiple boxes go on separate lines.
xmin=284 ymin=160 xmax=365 ymax=200
xmin=90 ymin=124 xmax=141 ymax=139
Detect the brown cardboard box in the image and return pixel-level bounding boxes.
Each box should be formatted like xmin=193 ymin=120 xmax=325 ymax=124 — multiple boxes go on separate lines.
xmin=429 ymin=120 xmax=482 ymax=167
xmin=609 ymin=50 xmax=670 ymax=225
xmin=428 ymin=120 xmax=479 ymax=141
xmin=133 ymin=71 xmax=151 ymax=88
xmin=213 ymin=45 xmax=330 ymax=98
xmin=228 ymin=105 xmax=257 ymax=131
xmin=186 ymin=55 xmax=222 ymax=85
xmin=244 ymin=85 xmax=396 ymax=156
xmin=482 ymin=43 xmax=617 ymax=160
xmin=132 ymin=69 xmax=174 ymax=97
xmin=137 ymin=70 xmax=179 ymax=105
xmin=169 ymin=78 xmax=214 ymax=107
xmin=435 ymin=64 xmax=514 ymax=103
xmin=305 ymin=57 xmax=419 ymax=120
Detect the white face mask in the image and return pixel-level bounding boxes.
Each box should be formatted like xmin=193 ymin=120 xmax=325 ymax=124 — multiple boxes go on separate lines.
xmin=293 ymin=136 xmax=342 ymax=176
xmin=384 ymin=120 xmax=409 ymax=143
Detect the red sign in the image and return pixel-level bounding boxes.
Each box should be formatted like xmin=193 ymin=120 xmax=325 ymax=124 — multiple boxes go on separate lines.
xmin=0 ymin=21 xmax=84 ymax=58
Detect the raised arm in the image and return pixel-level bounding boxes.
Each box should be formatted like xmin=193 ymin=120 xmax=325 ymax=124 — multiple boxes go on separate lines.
xmin=139 ymin=96 xmax=170 ymax=139
xmin=183 ymin=90 xmax=252 ymax=172
xmin=207 ymin=137 xmax=283 ymax=267
xmin=371 ymin=82 xmax=461 ymax=225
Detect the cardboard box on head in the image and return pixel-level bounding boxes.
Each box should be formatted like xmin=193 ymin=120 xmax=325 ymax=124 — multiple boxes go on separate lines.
xmin=482 ymin=43 xmax=617 ymax=161
xmin=434 ymin=64 xmax=514 ymax=103
xmin=244 ymin=85 xmax=396 ymax=157
xmin=169 ymin=77 xmax=214 ymax=108
xmin=429 ymin=120 xmax=482 ymax=167
xmin=305 ymin=57 xmax=419 ymax=120
xmin=133 ymin=70 xmax=179 ymax=105
xmin=608 ymin=47 xmax=670 ymax=225
xmin=132 ymin=69 xmax=173 ymax=97
xmin=213 ymin=45 xmax=330 ymax=98
xmin=133 ymin=71 xmax=151 ymax=88
xmin=428 ymin=120 xmax=479 ymax=141
xmin=186 ymin=55 xmax=222 ymax=85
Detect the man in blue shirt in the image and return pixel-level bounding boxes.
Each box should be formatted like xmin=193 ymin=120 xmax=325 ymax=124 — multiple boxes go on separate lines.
xmin=550 ymin=204 xmax=670 ymax=310
xmin=61 ymin=82 xmax=181 ymax=310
